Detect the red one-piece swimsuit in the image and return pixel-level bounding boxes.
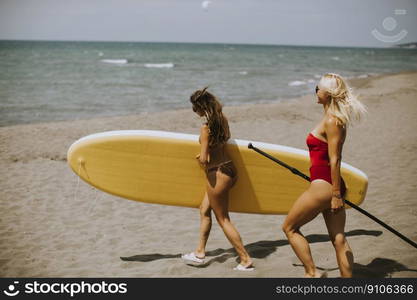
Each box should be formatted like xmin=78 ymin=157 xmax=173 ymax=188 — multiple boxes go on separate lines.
xmin=306 ymin=132 xmax=346 ymax=196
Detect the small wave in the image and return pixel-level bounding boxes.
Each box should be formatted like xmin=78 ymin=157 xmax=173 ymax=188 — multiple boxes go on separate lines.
xmin=331 ymin=56 xmax=340 ymax=61
xmin=238 ymin=71 xmax=248 ymax=75
xmin=288 ymin=80 xmax=306 ymax=87
xmin=307 ymin=79 xmax=315 ymax=83
xmin=144 ymin=63 xmax=174 ymax=68
xmin=356 ymin=74 xmax=369 ymax=79
xmin=101 ymin=59 xmax=128 ymax=64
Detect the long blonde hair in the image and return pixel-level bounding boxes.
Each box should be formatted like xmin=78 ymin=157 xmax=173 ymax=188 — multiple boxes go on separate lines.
xmin=190 ymin=87 xmax=231 ymax=147
xmin=318 ymin=73 xmax=367 ymax=126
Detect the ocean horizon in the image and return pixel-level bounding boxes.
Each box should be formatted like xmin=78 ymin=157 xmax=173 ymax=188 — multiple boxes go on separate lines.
xmin=1 ymin=40 xmax=416 ymax=127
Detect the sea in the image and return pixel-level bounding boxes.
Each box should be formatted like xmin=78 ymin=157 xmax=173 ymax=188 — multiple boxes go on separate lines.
xmin=1 ymin=40 xmax=417 ymax=127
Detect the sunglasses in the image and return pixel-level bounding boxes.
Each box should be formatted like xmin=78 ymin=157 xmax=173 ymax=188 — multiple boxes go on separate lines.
xmin=315 ymin=85 xmax=319 ymax=94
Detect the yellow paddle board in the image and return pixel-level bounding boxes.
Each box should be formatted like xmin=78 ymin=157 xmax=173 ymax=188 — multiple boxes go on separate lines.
xmin=67 ymin=130 xmax=367 ymax=214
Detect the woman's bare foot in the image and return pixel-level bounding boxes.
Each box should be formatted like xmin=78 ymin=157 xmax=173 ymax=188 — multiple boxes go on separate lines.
xmin=194 ymin=251 xmax=205 ymax=259
xmin=304 ymin=270 xmax=327 ymax=278
xmin=233 ymin=261 xmax=255 ymax=271
xmin=239 ymin=258 xmax=253 ymax=268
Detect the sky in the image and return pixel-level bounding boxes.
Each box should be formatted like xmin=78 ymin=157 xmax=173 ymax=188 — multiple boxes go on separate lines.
xmin=0 ymin=0 xmax=416 ymax=47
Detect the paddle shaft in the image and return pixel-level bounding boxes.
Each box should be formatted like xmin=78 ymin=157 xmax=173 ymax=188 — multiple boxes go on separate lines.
xmin=248 ymin=143 xmax=417 ymax=250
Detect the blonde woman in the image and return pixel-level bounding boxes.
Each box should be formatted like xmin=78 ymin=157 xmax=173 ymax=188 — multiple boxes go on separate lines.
xmin=282 ymin=73 xmax=366 ymax=278
xmin=181 ymin=87 xmax=254 ymax=271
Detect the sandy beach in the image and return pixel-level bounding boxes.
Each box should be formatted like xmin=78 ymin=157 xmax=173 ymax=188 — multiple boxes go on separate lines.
xmin=0 ymin=71 xmax=416 ymax=278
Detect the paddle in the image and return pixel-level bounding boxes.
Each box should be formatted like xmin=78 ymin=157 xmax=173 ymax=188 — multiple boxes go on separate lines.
xmin=248 ymin=142 xmax=417 ymax=250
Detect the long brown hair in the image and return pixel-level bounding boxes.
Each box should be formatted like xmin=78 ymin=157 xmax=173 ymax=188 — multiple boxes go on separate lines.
xmin=190 ymin=87 xmax=231 ymax=147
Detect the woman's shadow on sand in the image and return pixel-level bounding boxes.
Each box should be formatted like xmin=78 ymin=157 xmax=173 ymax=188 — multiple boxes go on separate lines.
xmin=120 ymin=229 xmax=417 ymax=277
xmin=293 ymin=257 xmax=417 ymax=278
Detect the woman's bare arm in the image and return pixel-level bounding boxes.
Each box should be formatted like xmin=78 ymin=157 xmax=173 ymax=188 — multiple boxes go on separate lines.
xmin=325 ymin=117 xmax=345 ymax=212
xmin=197 ymin=124 xmax=210 ymax=165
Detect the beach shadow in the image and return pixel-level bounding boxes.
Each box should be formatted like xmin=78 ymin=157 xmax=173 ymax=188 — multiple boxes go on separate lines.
xmin=293 ymin=258 xmax=417 ymax=278
xmin=353 ymin=258 xmax=417 ymax=278
xmin=244 ymin=229 xmax=382 ymax=259
xmin=120 ymin=229 xmax=382 ymax=267
xmin=120 ymin=253 xmax=181 ymax=262
xmin=120 ymin=248 xmax=237 ymax=268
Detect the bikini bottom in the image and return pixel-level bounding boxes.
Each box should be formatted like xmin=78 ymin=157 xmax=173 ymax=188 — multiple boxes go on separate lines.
xmin=206 ymin=160 xmax=237 ymax=184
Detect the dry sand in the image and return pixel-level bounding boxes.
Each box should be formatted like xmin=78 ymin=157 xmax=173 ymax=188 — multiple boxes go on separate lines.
xmin=1 ymin=72 xmax=416 ymax=278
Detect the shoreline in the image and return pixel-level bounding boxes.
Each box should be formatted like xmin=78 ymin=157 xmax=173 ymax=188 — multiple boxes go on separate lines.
xmin=1 ymin=70 xmax=416 ymax=130
xmin=0 ymin=71 xmax=416 ymax=277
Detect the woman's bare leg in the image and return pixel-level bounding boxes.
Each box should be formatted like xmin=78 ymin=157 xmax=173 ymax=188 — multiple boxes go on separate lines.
xmin=322 ymin=208 xmax=353 ymax=277
xmin=207 ymin=170 xmax=252 ymax=267
xmin=195 ymin=192 xmax=212 ymax=258
xmin=282 ymin=180 xmax=332 ymax=277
